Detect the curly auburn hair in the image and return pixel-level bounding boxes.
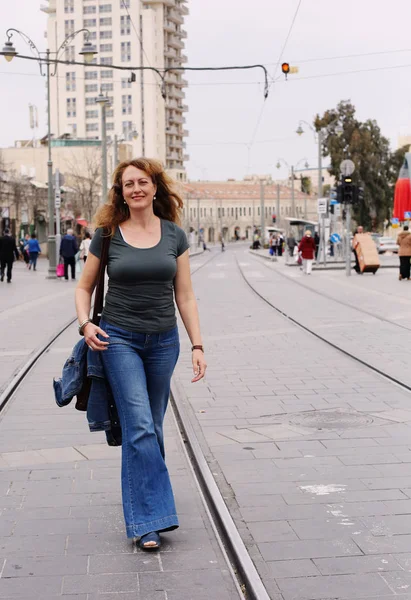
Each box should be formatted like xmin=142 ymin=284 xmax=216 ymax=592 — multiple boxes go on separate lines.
xmin=94 ymin=158 xmax=184 ymax=236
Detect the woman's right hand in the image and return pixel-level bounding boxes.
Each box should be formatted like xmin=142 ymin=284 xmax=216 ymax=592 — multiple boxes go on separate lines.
xmin=83 ymin=323 xmax=109 ymax=351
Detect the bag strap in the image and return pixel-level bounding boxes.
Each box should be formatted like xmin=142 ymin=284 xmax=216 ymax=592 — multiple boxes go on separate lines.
xmin=92 ymin=229 xmax=110 ymax=325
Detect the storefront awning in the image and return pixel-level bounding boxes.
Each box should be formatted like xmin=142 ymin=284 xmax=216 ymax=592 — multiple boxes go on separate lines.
xmin=76 ymin=218 xmax=88 ymax=227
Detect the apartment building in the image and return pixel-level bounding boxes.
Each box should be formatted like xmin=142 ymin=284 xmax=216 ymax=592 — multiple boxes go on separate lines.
xmin=41 ymin=0 xmax=188 ymax=180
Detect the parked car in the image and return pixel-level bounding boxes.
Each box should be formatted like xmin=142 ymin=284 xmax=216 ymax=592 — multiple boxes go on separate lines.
xmin=376 ymin=236 xmax=399 ymax=254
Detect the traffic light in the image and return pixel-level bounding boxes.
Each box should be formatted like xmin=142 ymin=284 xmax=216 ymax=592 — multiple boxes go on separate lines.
xmin=354 ymin=185 xmax=364 ymax=206
xmin=342 ymin=176 xmax=354 ymax=204
xmin=281 ymin=63 xmax=290 ymax=76
xmin=272 ymin=214 xmax=276 ymax=223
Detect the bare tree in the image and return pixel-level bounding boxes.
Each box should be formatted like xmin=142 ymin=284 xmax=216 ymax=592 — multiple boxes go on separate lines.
xmin=66 ymin=148 xmax=102 ymax=223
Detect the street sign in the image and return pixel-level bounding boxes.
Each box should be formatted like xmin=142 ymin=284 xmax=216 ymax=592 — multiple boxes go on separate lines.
xmin=405 ymin=212 xmax=411 ymax=220
xmin=330 ymin=233 xmax=341 ymax=243
xmin=340 ymin=159 xmax=355 ymax=176
xmin=318 ymin=198 xmax=327 ymax=214
xmin=55 ymin=191 xmax=61 ymax=209
xmin=391 ymin=217 xmax=399 ymax=228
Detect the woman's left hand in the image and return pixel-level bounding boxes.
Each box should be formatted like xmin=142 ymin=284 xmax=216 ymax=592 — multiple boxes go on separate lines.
xmin=192 ymin=349 xmax=207 ymax=383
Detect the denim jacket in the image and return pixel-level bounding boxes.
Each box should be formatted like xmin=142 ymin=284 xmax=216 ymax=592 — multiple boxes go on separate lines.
xmin=53 ymin=338 xmax=121 ymax=446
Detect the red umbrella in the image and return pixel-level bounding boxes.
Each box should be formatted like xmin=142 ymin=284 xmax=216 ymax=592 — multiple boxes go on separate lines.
xmin=393 ymin=152 xmax=411 ymax=220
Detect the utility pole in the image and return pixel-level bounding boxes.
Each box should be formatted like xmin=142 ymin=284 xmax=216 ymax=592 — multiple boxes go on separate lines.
xmin=113 ymin=134 xmax=119 ymax=169
xmin=46 ymin=50 xmax=56 ymax=279
xmin=197 ymin=197 xmax=200 ymax=247
xmin=260 ymin=179 xmax=265 ymax=246
xmin=346 ymin=205 xmax=351 ymax=277
xmin=54 ymin=168 xmax=61 ymax=267
xmin=96 ymin=91 xmax=110 ymax=204
xmin=291 ymin=165 xmax=295 ymax=216
xmin=276 ymin=184 xmax=280 ymax=227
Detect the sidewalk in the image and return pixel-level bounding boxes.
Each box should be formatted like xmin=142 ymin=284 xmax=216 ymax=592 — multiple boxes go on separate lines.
xmin=0 ymin=323 xmax=240 ymax=599
xmin=173 ymin=246 xmax=411 ymax=599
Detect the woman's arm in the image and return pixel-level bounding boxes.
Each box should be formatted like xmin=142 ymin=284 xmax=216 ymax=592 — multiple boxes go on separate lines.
xmin=75 ymin=252 xmax=109 ymax=351
xmin=174 ymin=250 xmax=207 ymax=382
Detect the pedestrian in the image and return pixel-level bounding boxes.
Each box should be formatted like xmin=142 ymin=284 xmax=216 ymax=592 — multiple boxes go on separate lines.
xmin=60 ymin=228 xmax=78 ymax=280
xmin=19 ymin=233 xmax=30 ymax=267
xmin=79 ymin=231 xmax=92 ymax=263
xmin=0 ymin=228 xmax=19 ymax=283
xmin=397 ymin=225 xmax=411 ymax=280
xmin=287 ymin=234 xmax=297 ymax=257
xmin=202 ymin=239 xmax=211 ymax=252
xmin=277 ymin=233 xmax=284 ymax=257
xmin=298 ymin=230 xmax=316 ymax=275
xmin=75 ymin=157 xmax=207 ymax=551
xmin=25 ymin=233 xmax=42 ymax=271
xmin=221 ymin=238 xmax=225 ymax=252
xmin=353 ymin=225 xmax=364 ymax=274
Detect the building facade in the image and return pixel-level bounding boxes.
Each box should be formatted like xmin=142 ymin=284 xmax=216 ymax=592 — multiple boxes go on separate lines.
xmin=181 ymin=180 xmax=316 ymax=243
xmin=41 ymin=0 xmax=188 ymax=181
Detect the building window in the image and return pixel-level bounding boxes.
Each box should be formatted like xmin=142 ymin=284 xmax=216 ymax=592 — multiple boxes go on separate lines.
xmin=65 ymin=72 xmax=76 ymax=91
xmin=249 ymin=207 xmax=251 ymax=216
xmin=122 ymin=94 xmax=132 ymax=115
xmin=100 ymin=30 xmax=112 ymax=39
xmin=204 ymin=208 xmax=207 ymax=217
xmin=231 ymin=207 xmax=234 ymax=217
xmin=120 ymin=15 xmax=131 ymax=35
xmin=121 ymin=77 xmax=131 ymax=89
xmin=100 ymin=56 xmax=113 ymax=65
xmin=258 ymin=207 xmax=260 ymax=216
xmin=83 ymin=4 xmax=96 ymax=13
xmin=86 ymin=123 xmax=99 ymax=132
xmin=122 ymin=120 xmax=132 ymax=139
xmin=121 ymin=41 xmax=131 ymax=62
xmin=106 ymin=122 xmax=115 ymax=131
xmin=85 ymin=71 xmax=98 ymax=80
xmin=86 ymin=110 xmax=99 ymax=119
xmin=99 ymin=43 xmax=113 ymax=53
xmin=222 ymin=207 xmax=225 ymax=217
xmin=66 ymin=98 xmax=76 ymax=118
xmin=85 ymin=31 xmax=97 ymax=40
xmin=120 ymin=0 xmax=130 ymax=7
xmin=71 ymin=123 xmax=77 ymax=137
xmin=64 ymin=20 xmax=75 ymax=36
xmin=100 ymin=17 xmax=112 ymax=26
xmin=240 ymin=207 xmax=242 ymax=216
xmin=99 ymin=4 xmax=112 ymax=12
xmin=101 ymin=82 xmax=113 ymax=91
xmin=83 ymin=18 xmax=97 ymax=27
xmin=210 ymin=208 xmax=213 ymax=216
xmin=85 ymin=84 xmax=98 ymax=93
xmin=106 ymin=109 xmax=114 ymax=118
xmin=217 ymin=207 xmax=220 ymax=218
xmin=86 ymin=97 xmax=96 ymax=105
xmin=64 ymin=0 xmax=74 ymax=13
xmin=101 ymin=70 xmax=113 ymax=78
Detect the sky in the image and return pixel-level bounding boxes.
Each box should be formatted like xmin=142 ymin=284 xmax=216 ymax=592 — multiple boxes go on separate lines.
xmin=1 ymin=0 xmax=411 ymax=182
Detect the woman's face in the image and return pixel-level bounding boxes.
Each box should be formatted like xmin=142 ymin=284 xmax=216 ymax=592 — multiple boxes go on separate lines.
xmin=121 ymin=166 xmax=157 ymax=211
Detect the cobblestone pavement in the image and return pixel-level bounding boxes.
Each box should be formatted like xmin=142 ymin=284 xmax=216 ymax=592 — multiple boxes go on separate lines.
xmin=0 ymin=322 xmax=240 ymax=599
xmin=173 ymin=245 xmax=411 ymax=599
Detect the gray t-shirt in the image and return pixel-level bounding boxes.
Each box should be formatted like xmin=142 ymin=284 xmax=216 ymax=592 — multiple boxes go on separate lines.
xmin=89 ymin=219 xmax=189 ymax=333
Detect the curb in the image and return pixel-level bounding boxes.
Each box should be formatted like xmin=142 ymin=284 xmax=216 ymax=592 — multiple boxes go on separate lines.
xmin=249 ymin=250 xmax=398 ymax=270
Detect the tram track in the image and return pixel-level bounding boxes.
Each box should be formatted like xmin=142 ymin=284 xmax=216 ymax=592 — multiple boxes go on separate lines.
xmin=236 ymin=253 xmax=411 ymax=396
xmin=251 ymin=251 xmax=411 ymax=333
xmin=0 ymin=245 xmax=269 ymax=600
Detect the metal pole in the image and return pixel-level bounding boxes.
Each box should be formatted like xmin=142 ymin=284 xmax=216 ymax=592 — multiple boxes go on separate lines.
xmin=291 ymin=166 xmax=295 ymax=216
xmin=276 ymin=184 xmax=280 ymax=226
xmin=139 ymin=14 xmax=145 ymax=155
xmin=54 ymin=168 xmax=61 ymax=266
xmin=346 ymin=205 xmax=351 ymax=276
xmin=260 ymin=179 xmax=265 ymax=247
xmin=46 ymin=50 xmax=56 ymax=279
xmin=197 ymin=197 xmax=200 ymax=247
xmin=114 ymin=134 xmax=118 ymax=168
xmin=318 ymin=130 xmax=323 ymax=198
xmin=101 ymin=101 xmax=108 ymax=205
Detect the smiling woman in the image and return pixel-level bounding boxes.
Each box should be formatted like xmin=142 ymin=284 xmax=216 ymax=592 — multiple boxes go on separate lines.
xmin=74 ymin=157 xmax=207 ymax=551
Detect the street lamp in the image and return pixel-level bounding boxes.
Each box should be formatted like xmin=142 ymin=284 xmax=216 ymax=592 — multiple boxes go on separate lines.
xmin=0 ymin=28 xmax=97 ymax=278
xmin=276 ymin=158 xmax=308 ymax=217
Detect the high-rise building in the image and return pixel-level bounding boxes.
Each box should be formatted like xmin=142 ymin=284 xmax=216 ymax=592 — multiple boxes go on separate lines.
xmin=41 ymin=0 xmax=188 ymax=180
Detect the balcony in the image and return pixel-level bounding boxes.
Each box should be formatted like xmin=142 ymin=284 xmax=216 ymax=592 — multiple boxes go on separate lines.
xmin=40 ymin=1 xmax=55 ymax=14
xmin=183 ymin=129 xmax=189 ymax=137
xmin=167 ymin=151 xmax=180 ymax=161
xmin=182 ymin=104 xmax=188 ymax=112
xmin=168 ymin=137 xmax=183 ymax=149
xmin=169 ymin=114 xmax=184 ymax=124
xmin=167 ymin=35 xmax=185 ymax=50
xmin=183 ymin=154 xmax=190 ymax=161
xmin=165 ymin=125 xmax=179 ymax=135
xmin=175 ymin=77 xmax=188 ymax=87
xmin=168 ymin=9 xmax=184 ymax=24
xmin=180 ymin=4 xmax=189 ymax=15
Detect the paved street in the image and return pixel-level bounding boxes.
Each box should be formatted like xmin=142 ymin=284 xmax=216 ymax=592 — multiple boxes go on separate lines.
xmin=2 ymin=246 xmax=411 ymax=598
xmin=174 ymin=245 xmax=411 ymax=599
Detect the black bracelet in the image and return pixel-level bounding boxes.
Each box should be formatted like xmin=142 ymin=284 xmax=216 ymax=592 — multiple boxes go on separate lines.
xmin=192 ymin=345 xmax=204 ymax=352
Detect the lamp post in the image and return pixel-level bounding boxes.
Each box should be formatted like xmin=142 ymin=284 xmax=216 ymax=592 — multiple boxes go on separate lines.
xmin=276 ymin=158 xmax=308 ymax=217
xmin=296 ymin=121 xmax=343 ymax=266
xmin=0 ymin=28 xmax=97 ymax=278
xmin=96 ymin=90 xmax=111 ymax=205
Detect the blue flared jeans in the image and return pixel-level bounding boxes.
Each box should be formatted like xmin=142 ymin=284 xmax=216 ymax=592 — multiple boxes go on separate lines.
xmin=100 ymin=319 xmax=180 ymax=538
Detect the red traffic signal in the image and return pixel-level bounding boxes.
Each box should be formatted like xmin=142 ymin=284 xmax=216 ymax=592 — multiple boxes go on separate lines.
xmin=281 ymin=63 xmax=290 ymax=75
